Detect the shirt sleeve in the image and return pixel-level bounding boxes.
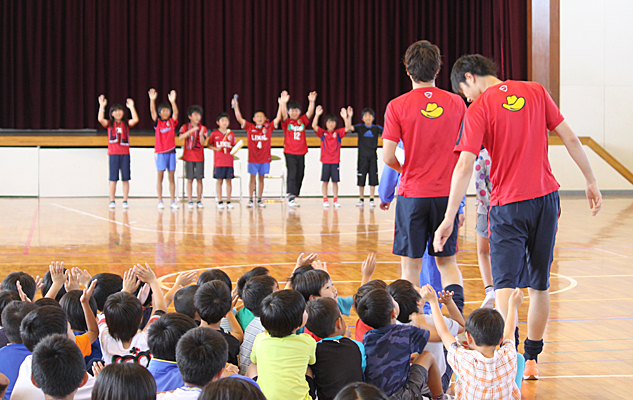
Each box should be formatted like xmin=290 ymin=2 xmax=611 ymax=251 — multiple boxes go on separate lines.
xmin=542 ymin=84 xmax=565 ymax=131
xmin=382 ymin=102 xmax=402 ymax=143
xmin=307 ymin=335 xmax=317 ymax=365
xmin=378 ymin=166 xmax=400 ymax=203
xmin=250 ymin=334 xmax=261 ymax=364
xmin=301 ymin=114 xmax=310 ymax=126
xmin=337 ymin=296 xmax=354 ymax=316
xmin=337 ymin=128 xmax=347 ymax=139
xmin=231 ymin=132 xmax=237 ymax=146
xmin=352 ymin=339 xmax=367 ymax=372
xmin=315 ymin=127 xmax=324 ymax=138
xmin=74 ymin=334 xmax=92 ymax=357
xmin=179 ymin=125 xmax=186 ymax=133
xmin=171 ymin=118 xmax=178 ymax=126
xmin=454 ymin=106 xmax=484 ymax=156
xmin=447 ymin=342 xmax=466 ymax=374
xmin=409 ymin=326 xmax=430 ymax=354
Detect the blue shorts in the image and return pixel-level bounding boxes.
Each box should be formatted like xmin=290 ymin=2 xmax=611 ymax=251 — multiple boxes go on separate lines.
xmin=393 ymin=196 xmax=459 ymax=258
xmin=321 ymin=163 xmax=340 ymax=183
xmin=155 ymin=152 xmax=176 ymax=171
xmin=109 ymin=154 xmax=131 ymax=181
xmin=248 ymin=162 xmax=270 ymax=176
xmin=214 ymin=166 xmax=234 ymax=180
xmin=489 ymin=191 xmax=560 ymax=291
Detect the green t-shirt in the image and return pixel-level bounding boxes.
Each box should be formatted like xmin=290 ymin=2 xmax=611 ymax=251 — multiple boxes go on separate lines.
xmin=236 ymin=307 xmax=255 ymax=331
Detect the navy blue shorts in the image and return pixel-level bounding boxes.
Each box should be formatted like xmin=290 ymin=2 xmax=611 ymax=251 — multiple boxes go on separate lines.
xmin=214 ymin=166 xmax=234 ymax=180
xmin=321 ymin=163 xmax=340 ymax=182
xmin=109 ymin=154 xmax=131 ymax=181
xmin=393 ymin=196 xmax=459 ymax=258
xmin=489 ymin=191 xmax=560 ymax=291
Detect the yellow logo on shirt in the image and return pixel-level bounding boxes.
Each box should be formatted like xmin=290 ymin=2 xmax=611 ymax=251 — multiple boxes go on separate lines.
xmin=420 ymin=103 xmax=444 ymax=119
xmin=502 ymin=95 xmax=526 ymax=111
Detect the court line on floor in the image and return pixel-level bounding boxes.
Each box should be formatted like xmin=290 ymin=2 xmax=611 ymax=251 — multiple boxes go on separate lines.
xmin=538 ymin=374 xmax=633 ymax=379
xmin=593 ymin=248 xmax=629 ymax=258
xmin=23 ymin=207 xmax=39 ymax=255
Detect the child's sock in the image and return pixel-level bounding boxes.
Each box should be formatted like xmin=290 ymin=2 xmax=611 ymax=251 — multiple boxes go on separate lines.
xmin=515 ymin=326 xmax=520 ymax=349
xmin=485 ymin=285 xmax=494 ymax=294
xmin=323 ymin=196 xmax=328 ymax=202
xmin=444 ymin=284 xmax=464 ymax=314
xmin=523 ymin=338 xmax=544 ymax=362
xmin=333 ymin=197 xmax=338 ymax=202
xmin=218 ymin=201 xmax=223 ymax=204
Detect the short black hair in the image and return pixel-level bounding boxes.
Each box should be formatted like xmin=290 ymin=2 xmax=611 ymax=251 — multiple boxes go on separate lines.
xmin=288 ymin=265 xmax=314 ymax=289
xmin=91 ymin=363 xmax=156 ymax=400
xmin=242 ymin=275 xmax=278 ymax=317
xmin=260 ymin=290 xmax=306 ymax=337
xmin=90 ymin=273 xmax=123 ymax=311
xmin=20 ymin=306 xmax=68 ymax=351
xmin=292 ymin=269 xmax=331 ymax=302
xmin=32 ymin=334 xmax=86 ymax=398
xmin=1 ymin=301 xmax=37 ymax=343
xmin=324 ymin=114 xmax=338 ymax=124
xmin=41 ymin=269 xmax=67 ymax=301
xmin=187 ymin=105 xmax=203 ymax=117
xmin=197 ymin=269 xmax=232 ymax=292
xmin=1 ymin=272 xmax=36 ymax=301
xmin=361 ymin=108 xmax=376 ymax=118
xmin=354 ymin=280 xmax=387 ymax=313
xmin=357 ymin=288 xmax=394 ymax=329
xmin=465 ymin=308 xmax=505 ymax=346
xmin=34 ymin=297 xmax=61 ymax=308
xmin=403 ymin=40 xmax=442 ymax=83
xmin=334 ymin=382 xmax=388 ymax=400
xmin=387 ymin=280 xmax=421 ymax=324
xmin=109 ymin=104 xmax=125 ymax=121
xmin=194 ymin=281 xmax=232 ymax=325
xmin=236 ymin=267 xmax=270 ymax=299
xmin=103 ymin=292 xmax=143 ymax=343
xmin=157 ymin=102 xmax=172 ymax=118
xmin=216 ymin=112 xmax=230 ymax=122
xmin=306 ymin=297 xmax=340 ymax=338
xmin=0 ymin=290 xmax=20 ymax=326
xmin=60 ymin=290 xmax=98 ymax=332
xmin=199 ymin=377 xmax=267 ymax=400
xmin=450 ymin=54 xmax=498 ymax=94
xmin=174 ymin=285 xmax=199 ymax=319
xmin=176 ymin=327 xmax=228 ymax=387
xmin=253 ymin=109 xmax=266 ymax=117
xmin=147 ymin=313 xmax=197 ymax=361
xmin=287 ymin=100 xmax=302 ymax=111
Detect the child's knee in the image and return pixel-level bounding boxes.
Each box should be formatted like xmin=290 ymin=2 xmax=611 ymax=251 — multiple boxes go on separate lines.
xmin=413 ymin=350 xmax=436 ymax=370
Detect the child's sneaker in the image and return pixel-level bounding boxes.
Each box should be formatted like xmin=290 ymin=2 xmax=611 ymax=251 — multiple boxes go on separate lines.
xmin=157 ymin=201 xmax=165 ymax=209
xmin=523 ymin=359 xmax=539 ymax=380
xmin=333 ymin=201 xmax=341 ymax=208
xmin=323 ymin=198 xmax=329 ymax=208
xmin=257 ymin=198 xmax=266 ymax=208
xmin=481 ymin=287 xmax=496 ymax=309
xmin=217 ymin=202 xmax=225 ymax=209
xmin=197 ymin=201 xmax=204 ymax=209
xmin=247 ymin=198 xmax=254 ymax=208
xmin=369 ymin=199 xmax=376 ymax=207
xmin=288 ymin=198 xmax=300 ymax=207
xmin=170 ymin=201 xmax=179 ymax=209
xmin=108 ymin=201 xmax=116 ymax=209
xmin=122 ymin=201 xmax=129 ymax=209
xmin=356 ymin=199 xmax=365 ymax=207
xmin=187 ymin=201 xmax=194 ymax=209
xmin=226 ymin=202 xmax=234 ymax=209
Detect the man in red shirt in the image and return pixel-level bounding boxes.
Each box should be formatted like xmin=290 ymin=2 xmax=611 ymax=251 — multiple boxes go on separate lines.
xmin=382 ymin=40 xmax=467 ymax=313
xmin=149 ymin=88 xmax=179 ymax=209
xmin=434 ymin=54 xmax=602 ymax=379
xmin=179 ymin=106 xmax=208 ymax=209
xmin=208 ymin=113 xmax=237 ymax=209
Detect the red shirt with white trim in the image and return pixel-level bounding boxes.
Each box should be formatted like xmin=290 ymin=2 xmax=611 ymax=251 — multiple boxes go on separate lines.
xmin=454 ymin=80 xmax=563 ymax=206
xmin=209 ymin=129 xmax=236 ymax=167
xmin=383 ymin=87 xmax=466 ymax=198
xmin=107 ymin=120 xmax=130 ymax=155
xmin=282 ymin=115 xmax=310 ymax=155
xmin=179 ymin=123 xmax=208 ymax=162
xmin=154 ymin=118 xmax=178 ymax=153
xmin=315 ymin=127 xmax=346 ymax=164
xmin=244 ymin=121 xmax=273 ymax=163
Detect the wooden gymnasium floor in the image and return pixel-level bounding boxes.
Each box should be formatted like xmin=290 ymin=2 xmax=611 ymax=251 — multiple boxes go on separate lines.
xmin=1 ymin=194 xmax=632 ymax=399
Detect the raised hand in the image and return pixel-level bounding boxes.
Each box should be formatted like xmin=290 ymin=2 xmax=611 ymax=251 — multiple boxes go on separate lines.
xmin=72 ymin=267 xmax=92 ymax=287
xmin=340 ymin=108 xmax=348 ymax=119
xmin=420 ymin=284 xmax=439 ymax=304
xmin=34 ymin=275 xmax=43 ymax=292
xmin=509 ymin=288 xmax=524 ymax=309
xmin=98 ymin=95 xmax=107 ymax=107
xmin=296 ymin=252 xmax=318 ymax=267
xmin=174 ymin=271 xmax=197 ymax=288
xmin=168 ymin=90 xmax=177 ymax=102
xmin=315 ymin=105 xmax=324 ymax=116
xmin=347 ymin=106 xmax=354 ymax=118
xmin=308 ymin=91 xmax=318 ymax=102
xmin=148 ymin=88 xmax=158 ymax=100
xmin=49 ymin=261 xmax=65 ymax=286
xmin=280 ymin=90 xmax=290 ymax=103
xmin=122 ymin=268 xmax=140 ymax=293
xmin=231 ymin=97 xmax=239 ymax=108
xmin=16 ymin=281 xmax=32 ymax=303
xmin=65 ymin=268 xmax=80 ymax=292
xmin=361 ymin=253 xmax=377 ymax=280
xmin=126 ymin=98 xmax=135 ymax=109
xmin=80 ymin=279 xmax=97 ymax=304
xmin=91 ymin=361 xmax=105 ymax=378
xmin=313 ymin=260 xmax=328 ymax=272
xmin=437 ymin=290 xmax=455 ymax=304
xmin=134 ymin=263 xmax=158 ymax=285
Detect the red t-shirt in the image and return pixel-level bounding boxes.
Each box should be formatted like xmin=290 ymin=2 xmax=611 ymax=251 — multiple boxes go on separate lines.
xmin=154 ymin=118 xmax=178 ymax=153
xmin=107 ymin=120 xmax=130 ymax=155
xmin=244 ymin=121 xmax=273 ymax=163
xmin=383 ymin=87 xmax=466 ymax=198
xmin=316 ymin=127 xmax=346 ymax=164
xmin=209 ymin=129 xmax=236 ymax=167
xmin=179 ymin=123 xmax=208 ymax=162
xmin=282 ymin=115 xmax=310 ymax=155
xmin=454 ymin=80 xmax=564 ymax=206
xmin=354 ymin=318 xmax=372 ymax=342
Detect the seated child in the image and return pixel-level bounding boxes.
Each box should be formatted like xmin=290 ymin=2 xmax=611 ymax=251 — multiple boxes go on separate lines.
xmin=0 ymin=291 xmax=20 ymax=348
xmin=422 ymin=285 xmax=523 ymax=400
xmin=353 ymin=280 xmax=386 ymax=342
xmin=31 ymin=334 xmax=89 ymax=400
xmin=306 ymin=297 xmax=365 ymax=400
xmin=0 ymin=301 xmax=37 ymax=399
xmin=238 ymin=275 xmax=278 ymax=374
xmin=60 ymin=289 xmax=103 ymax=365
xmin=248 ymin=290 xmax=316 ymax=400
xmin=89 ymin=273 xmax=123 ymax=312
xmin=235 ymin=266 xmax=271 ymax=330
xmin=174 ymin=285 xmax=200 ymax=321
xmin=197 ymin=269 xmax=235 ymax=332
xmin=358 ymin=289 xmax=445 ymax=400
xmin=92 ymin=363 xmax=156 ymax=400
xmin=147 ymin=313 xmax=198 ymax=392
xmin=194 ymin=281 xmax=243 ymax=365
xmin=334 ymin=382 xmax=388 ymax=400
xmin=1 ymin=272 xmax=37 ymax=302
xmin=199 ymin=377 xmax=266 ymax=400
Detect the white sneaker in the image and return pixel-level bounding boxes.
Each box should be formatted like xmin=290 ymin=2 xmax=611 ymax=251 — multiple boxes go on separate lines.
xmin=217 ymin=202 xmax=225 ymax=209
xmin=157 ymin=201 xmax=165 ymax=209
xmin=323 ymin=201 xmax=329 ymax=209
xmin=226 ymin=202 xmax=234 ymax=209
xmin=187 ymin=201 xmax=194 ymax=209
xmin=247 ymin=199 xmax=254 ymax=208
xmin=356 ymin=200 xmax=365 ymax=207
xmin=109 ymin=201 xmax=116 ymax=209
xmin=197 ymin=201 xmax=204 ymax=209
xmin=481 ymin=289 xmax=496 ymax=309
xmin=288 ymin=199 xmax=300 ymax=208
xmin=369 ymin=199 xmax=376 ymax=207
xmin=333 ymin=202 xmax=341 ymax=208
xmin=170 ymin=201 xmax=179 ymax=209
xmin=257 ymin=199 xmax=266 ymax=208
xmin=121 ymin=201 xmax=129 ymax=209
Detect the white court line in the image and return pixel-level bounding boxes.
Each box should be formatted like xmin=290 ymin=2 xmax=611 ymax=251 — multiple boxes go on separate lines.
xmin=539 ymin=375 xmax=633 ymax=379
xmin=569 ymin=274 xmax=633 ymax=279
xmin=592 ymin=248 xmax=629 ymax=258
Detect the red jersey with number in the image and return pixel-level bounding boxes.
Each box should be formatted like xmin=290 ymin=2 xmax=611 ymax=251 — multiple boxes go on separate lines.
xmin=454 ymin=80 xmax=563 ymax=206
xmin=282 ymin=115 xmax=309 ymax=155
xmin=244 ymin=121 xmax=273 ymax=163
xmin=316 ymin=127 xmax=346 ymax=164
xmin=107 ymin=121 xmax=130 ymax=155
xmin=154 ymin=118 xmax=178 ymax=153
xmin=179 ymin=123 xmax=208 ymax=162
xmin=383 ymin=87 xmax=466 ymax=198
xmin=209 ymin=129 xmax=236 ymax=167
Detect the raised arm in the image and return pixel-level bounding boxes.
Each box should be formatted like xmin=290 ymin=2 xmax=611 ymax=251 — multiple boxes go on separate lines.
xmin=280 ymin=90 xmax=289 ymax=121
xmin=503 ymin=288 xmax=523 ymax=341
xmin=273 ymin=96 xmax=283 ymax=128
xmin=80 ymin=280 xmax=99 ymax=343
xmin=134 ymin=263 xmax=167 ymax=315
xmin=148 ymin=89 xmax=158 ymax=122
xmin=163 ymin=271 xmax=197 ymax=307
xmin=438 ymin=290 xmax=466 ymax=331
xmin=45 ymin=262 xmax=66 ymax=299
xmin=231 ymin=96 xmax=247 ymax=128
xmin=421 ymin=285 xmax=457 ymax=350
xmin=168 ymin=90 xmax=178 ymax=122
xmin=126 ymin=98 xmax=139 ymax=127
xmin=360 ymin=253 xmax=376 ymax=285
xmin=306 ymin=91 xmax=317 ymax=120
xmin=98 ymin=95 xmax=110 ymax=128
xmin=312 ymin=105 xmax=323 ymax=132
xmin=347 ymin=107 xmax=356 ymax=131
xmin=341 ymin=107 xmax=353 ymax=132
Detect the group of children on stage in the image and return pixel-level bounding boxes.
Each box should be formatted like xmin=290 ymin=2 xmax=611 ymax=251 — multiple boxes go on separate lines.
xmin=99 ymin=89 xmax=384 ymax=210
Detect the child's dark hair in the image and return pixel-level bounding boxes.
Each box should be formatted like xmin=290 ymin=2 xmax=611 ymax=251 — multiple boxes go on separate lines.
xmin=242 ymin=275 xmax=278 ymax=317
xmin=157 ymin=102 xmax=172 ymax=118
xmin=260 ymin=290 xmax=306 ymax=337
xmin=32 ymin=334 xmax=86 ymax=399
xmin=216 ymin=112 xmax=230 ymax=122
xmin=91 ymin=363 xmax=156 ymax=400
xmin=20 ymin=306 xmax=68 ymax=351
xmin=236 ymin=266 xmax=270 ymax=299
xmin=253 ymin=109 xmax=266 ymax=117
xmin=292 ymin=269 xmax=331 ymax=302
xmin=34 ymin=297 xmax=61 ymax=308
xmin=450 ymin=54 xmax=498 ymax=94
xmin=199 ymin=377 xmax=267 ymax=400
xmin=198 ymin=269 xmax=232 ymax=291
xmin=2 ymin=300 xmax=37 ymax=343
xmin=41 ymin=269 xmax=67 ymax=301
xmin=306 ymin=297 xmax=340 ymax=339
xmin=147 ymin=312 xmax=197 ymax=362
xmin=194 ymin=281 xmax=232 ymax=325
xmin=288 ymin=265 xmax=314 ymax=288
xmin=325 ymin=114 xmax=338 ymax=124
xmin=60 ymin=290 xmax=98 ymax=332
xmin=174 ymin=285 xmax=199 ymax=319
xmin=361 ymin=108 xmax=376 ymax=118
xmin=387 ymin=280 xmax=421 ymax=324
xmin=334 ymin=382 xmax=388 ymax=400
xmin=287 ymin=101 xmax=302 ymax=111
xmin=465 ymin=308 xmax=505 ymax=346
xmin=90 ymin=273 xmax=123 ymax=311
xmin=403 ymin=40 xmax=441 ymax=83
xmin=354 ymin=280 xmax=387 ymax=313
xmin=1 ymin=272 xmax=36 ymax=301
xmin=187 ymin=105 xmax=203 ymax=117
xmin=104 ymin=292 xmax=143 ymax=343
xmin=357 ymin=288 xmax=394 ymax=329
xmin=109 ymin=104 xmax=125 ymax=121
xmin=0 ymin=291 xmax=20 ymax=326
xmin=176 ymin=327 xmax=228 ymax=387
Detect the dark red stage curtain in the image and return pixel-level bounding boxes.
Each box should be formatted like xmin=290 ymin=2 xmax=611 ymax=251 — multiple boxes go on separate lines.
xmin=0 ymin=0 xmax=527 ymax=130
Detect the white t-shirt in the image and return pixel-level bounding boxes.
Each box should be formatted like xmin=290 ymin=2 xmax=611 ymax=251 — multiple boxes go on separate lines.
xmin=422 ymin=314 xmax=460 ymax=375
xmin=98 ymin=313 xmax=157 ymax=366
xmin=157 ymin=386 xmax=203 ymax=400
